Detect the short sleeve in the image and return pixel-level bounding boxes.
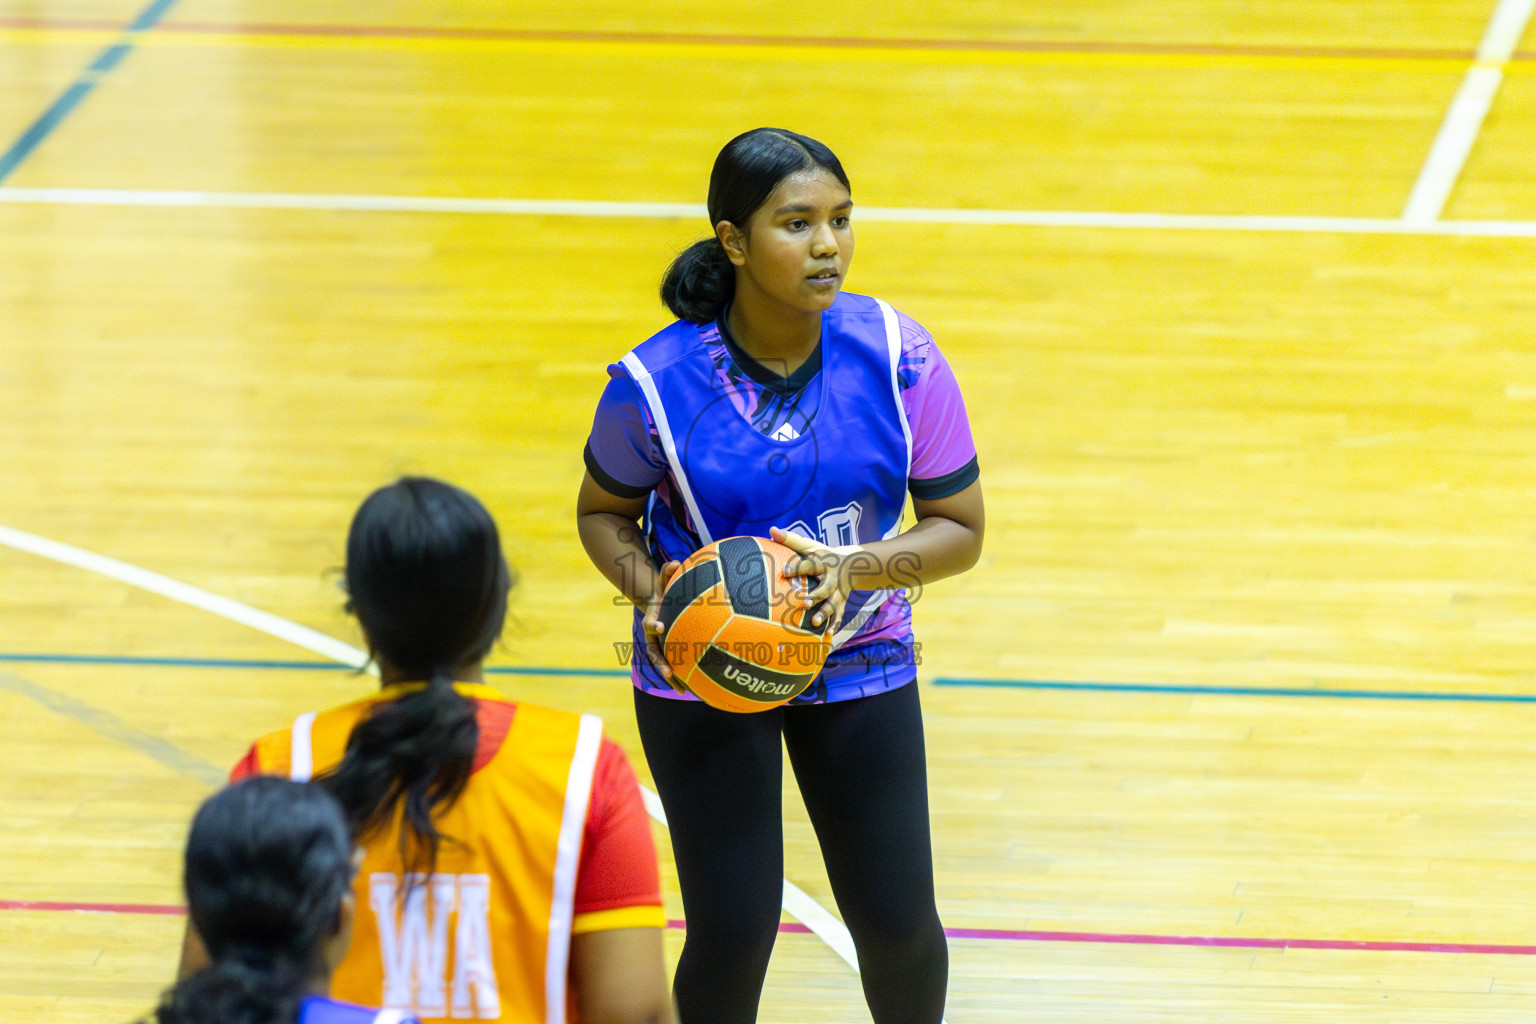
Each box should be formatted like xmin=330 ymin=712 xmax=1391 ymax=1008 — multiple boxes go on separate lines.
xmin=897 ymin=315 xmax=979 ymax=499
xmin=230 ymin=743 xmax=261 ymax=781
xmin=571 ymin=737 xmax=665 ymax=933
xmin=583 ymin=368 xmax=668 ymax=500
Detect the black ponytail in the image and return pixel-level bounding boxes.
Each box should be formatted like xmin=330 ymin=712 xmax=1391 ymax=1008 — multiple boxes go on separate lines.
xmin=660 ymin=237 xmax=736 ymax=325
xmin=321 ymin=669 xmax=478 ymax=877
xmin=660 ymin=127 xmax=852 ymax=323
xmin=319 ymin=477 xmax=513 ymax=878
xmin=150 ymin=777 xmax=353 ymax=1024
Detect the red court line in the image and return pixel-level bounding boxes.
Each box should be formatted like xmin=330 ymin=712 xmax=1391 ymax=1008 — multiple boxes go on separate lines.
xmin=941 ymin=927 xmax=1536 ymax=955
xmin=0 ymin=18 xmax=1489 ymax=61
xmin=0 ymin=17 xmax=124 ymax=30
xmin=9 ymin=900 xmax=1534 ymax=954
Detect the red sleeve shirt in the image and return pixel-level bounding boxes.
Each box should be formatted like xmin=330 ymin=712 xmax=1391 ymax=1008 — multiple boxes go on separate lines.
xmin=229 ymin=701 xmax=664 ymax=933
xmin=572 ymin=736 xmax=663 ymax=923
xmin=230 ymin=743 xmax=261 ymax=781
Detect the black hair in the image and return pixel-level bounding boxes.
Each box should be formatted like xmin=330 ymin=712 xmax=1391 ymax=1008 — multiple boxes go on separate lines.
xmin=318 ymin=476 xmax=514 ymax=878
xmin=150 ymin=777 xmax=354 ymax=1024
xmin=661 ymin=128 xmax=852 ymax=324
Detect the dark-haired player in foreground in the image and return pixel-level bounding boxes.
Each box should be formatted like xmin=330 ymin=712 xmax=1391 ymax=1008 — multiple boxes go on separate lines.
xmin=151 ymin=775 xmax=415 ymax=1024
xmin=182 ymin=478 xmax=673 ymax=1024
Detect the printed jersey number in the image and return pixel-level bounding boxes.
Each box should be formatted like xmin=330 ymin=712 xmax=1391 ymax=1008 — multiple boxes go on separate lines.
xmin=370 ymin=872 xmax=500 ymax=1019
xmin=784 ymin=502 xmax=864 ymax=548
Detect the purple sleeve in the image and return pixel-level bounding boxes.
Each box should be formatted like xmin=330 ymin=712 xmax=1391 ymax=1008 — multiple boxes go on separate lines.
xmin=897 ymin=314 xmax=979 ymax=496
xmin=583 ymin=366 xmax=667 ymax=498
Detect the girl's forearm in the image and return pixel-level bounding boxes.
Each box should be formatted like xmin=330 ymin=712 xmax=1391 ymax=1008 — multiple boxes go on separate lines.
xmin=577 ymin=512 xmax=663 ymax=609
xmin=849 ymin=516 xmax=982 ymax=591
xmin=582 ymin=508 xmax=981 ymax=608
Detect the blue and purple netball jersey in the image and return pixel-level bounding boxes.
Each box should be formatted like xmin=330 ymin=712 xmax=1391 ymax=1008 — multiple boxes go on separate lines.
xmin=585 ymin=293 xmax=978 ymax=704
xmin=296 ymin=996 xmax=418 ymax=1024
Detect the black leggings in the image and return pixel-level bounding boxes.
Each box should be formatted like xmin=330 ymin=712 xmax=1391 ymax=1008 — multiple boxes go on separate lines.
xmin=634 ymin=683 xmax=948 ymax=1024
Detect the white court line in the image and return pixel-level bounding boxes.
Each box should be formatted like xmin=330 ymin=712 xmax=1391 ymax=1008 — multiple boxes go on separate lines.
xmin=5 ymin=186 xmax=1536 ymax=237
xmin=0 ymin=523 xmax=886 ymax=999
xmin=0 ymin=524 xmax=369 ymax=667
xmin=0 ymin=188 xmax=705 ymax=218
xmin=1401 ymin=0 xmax=1536 ymax=225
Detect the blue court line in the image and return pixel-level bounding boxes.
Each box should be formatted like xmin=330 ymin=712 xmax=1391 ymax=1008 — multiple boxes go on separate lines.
xmin=0 ymin=653 xmax=1528 ymax=700
xmin=0 ymin=653 xmax=351 ymax=670
xmin=0 ymin=652 xmax=630 ymax=677
xmin=932 ymin=677 xmax=1536 ymax=703
xmin=0 ymin=0 xmax=181 ymax=184
xmin=489 ymin=665 xmax=630 ymax=677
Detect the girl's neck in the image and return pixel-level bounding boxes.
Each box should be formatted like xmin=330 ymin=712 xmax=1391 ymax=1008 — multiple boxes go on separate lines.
xmin=377 ymin=661 xmax=485 ymax=687
xmin=726 ymin=294 xmax=821 ymax=378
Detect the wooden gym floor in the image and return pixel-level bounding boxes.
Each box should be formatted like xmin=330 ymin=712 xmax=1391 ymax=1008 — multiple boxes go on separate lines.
xmin=4 ymin=1 xmax=1536 ymax=1021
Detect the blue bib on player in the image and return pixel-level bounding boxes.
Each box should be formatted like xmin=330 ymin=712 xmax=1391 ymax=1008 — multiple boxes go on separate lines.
xmin=618 ymin=292 xmax=913 ymax=651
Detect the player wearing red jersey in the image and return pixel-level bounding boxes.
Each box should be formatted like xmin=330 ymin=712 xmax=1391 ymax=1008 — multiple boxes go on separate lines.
xmin=179 ymin=478 xmax=672 ymax=1024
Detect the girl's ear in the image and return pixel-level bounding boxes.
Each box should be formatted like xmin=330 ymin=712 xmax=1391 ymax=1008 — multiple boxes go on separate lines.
xmin=335 ymin=891 xmax=356 ymax=937
xmin=322 ymin=890 xmax=358 ymax=974
xmin=716 ymin=220 xmax=748 ymax=267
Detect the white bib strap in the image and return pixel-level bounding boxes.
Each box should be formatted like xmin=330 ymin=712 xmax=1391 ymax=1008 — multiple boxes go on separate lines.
xmin=543 ymin=713 xmax=605 ymax=1024
xmin=620 ymin=350 xmax=713 ymax=544
xmin=874 ymin=298 xmax=914 ymax=478
xmin=289 ymin=710 xmax=317 ymax=782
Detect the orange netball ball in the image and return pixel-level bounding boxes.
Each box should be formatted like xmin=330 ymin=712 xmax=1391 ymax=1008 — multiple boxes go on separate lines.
xmin=657 ymin=536 xmax=836 ymax=712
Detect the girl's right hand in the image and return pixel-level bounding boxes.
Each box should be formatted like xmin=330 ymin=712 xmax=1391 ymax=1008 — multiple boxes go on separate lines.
xmin=642 ymin=560 xmax=688 ymax=694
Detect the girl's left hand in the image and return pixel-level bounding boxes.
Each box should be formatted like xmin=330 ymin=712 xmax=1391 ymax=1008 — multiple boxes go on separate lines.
xmin=769 ymin=525 xmax=864 ymax=634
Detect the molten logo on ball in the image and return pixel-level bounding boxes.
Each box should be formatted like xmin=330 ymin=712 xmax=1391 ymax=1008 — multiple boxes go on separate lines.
xmin=657 ymin=535 xmax=836 ymax=713
xmin=720 ymin=663 xmax=798 ymax=697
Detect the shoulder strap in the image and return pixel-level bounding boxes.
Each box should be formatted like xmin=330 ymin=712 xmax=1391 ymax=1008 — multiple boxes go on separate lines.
xmin=619 ymin=349 xmax=713 ymax=544
xmin=873 ymin=298 xmax=914 ymax=474
xmin=543 ymin=712 xmax=604 ymax=1024
xmin=289 ymin=710 xmax=318 ymax=781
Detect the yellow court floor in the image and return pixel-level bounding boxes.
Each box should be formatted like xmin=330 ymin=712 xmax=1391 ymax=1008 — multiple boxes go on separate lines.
xmin=4 ymin=1 xmax=1536 ymax=1022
